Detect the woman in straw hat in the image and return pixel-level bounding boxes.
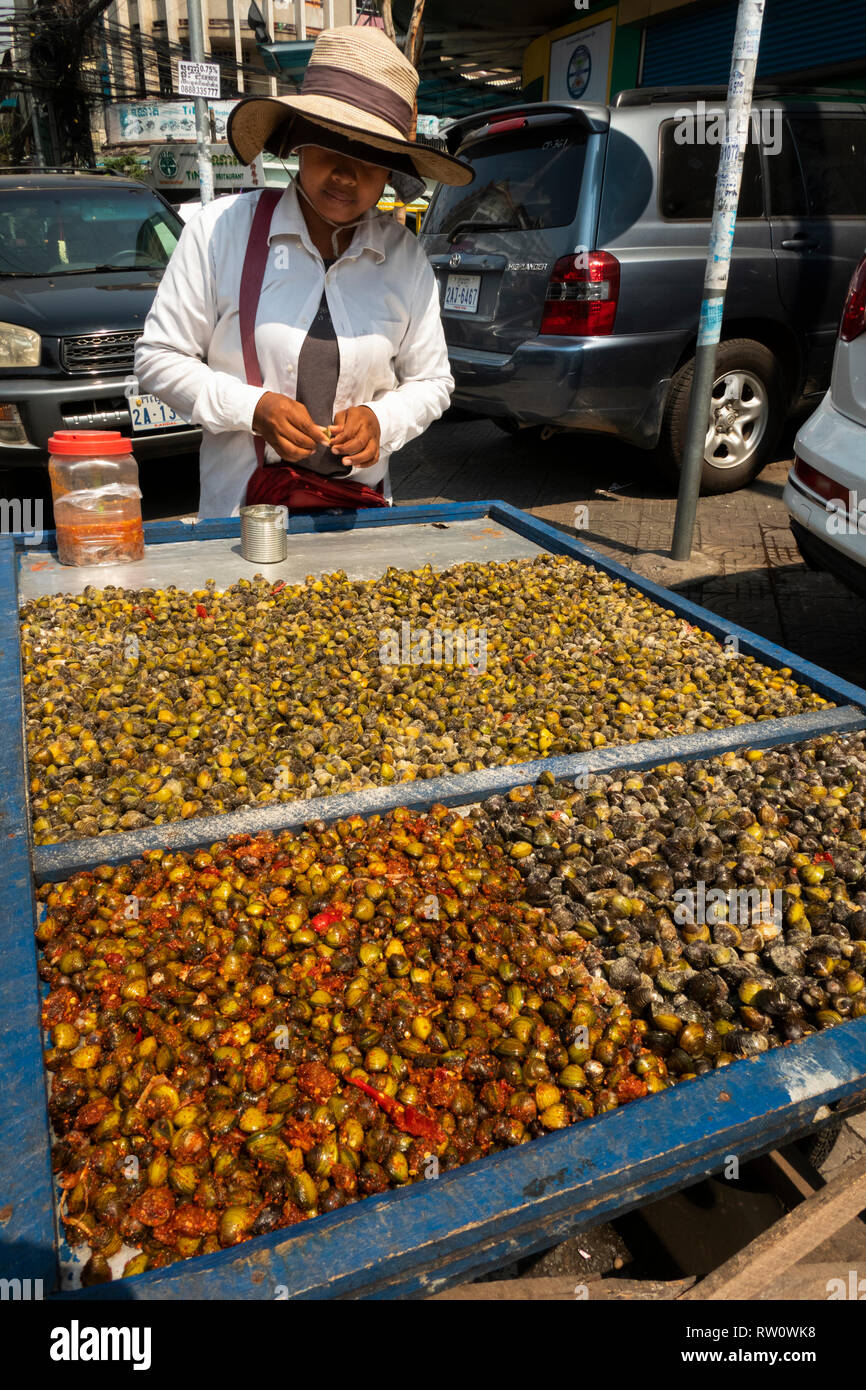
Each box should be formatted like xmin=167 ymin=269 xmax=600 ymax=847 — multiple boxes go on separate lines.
xmin=134 ymin=25 xmax=473 ymax=519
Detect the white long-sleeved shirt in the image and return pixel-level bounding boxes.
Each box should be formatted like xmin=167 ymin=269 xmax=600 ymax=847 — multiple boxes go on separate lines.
xmin=134 ymin=181 xmax=454 ymax=518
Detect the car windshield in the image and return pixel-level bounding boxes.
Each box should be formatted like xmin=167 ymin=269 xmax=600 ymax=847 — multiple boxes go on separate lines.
xmin=424 ymin=126 xmax=589 ymax=236
xmin=0 ymin=187 xmax=182 ymax=276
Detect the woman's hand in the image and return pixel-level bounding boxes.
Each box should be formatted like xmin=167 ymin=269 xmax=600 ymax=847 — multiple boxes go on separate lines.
xmin=329 ymin=406 xmax=381 ymax=467
xmin=252 ymin=392 xmax=329 ymax=462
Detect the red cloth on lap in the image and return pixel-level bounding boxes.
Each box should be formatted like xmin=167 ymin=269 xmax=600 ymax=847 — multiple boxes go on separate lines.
xmin=244 ymin=460 xmax=387 ymax=509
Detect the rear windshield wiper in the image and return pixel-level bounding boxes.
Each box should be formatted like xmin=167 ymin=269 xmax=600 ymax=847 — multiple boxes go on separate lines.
xmin=445 ymin=220 xmax=523 ymax=243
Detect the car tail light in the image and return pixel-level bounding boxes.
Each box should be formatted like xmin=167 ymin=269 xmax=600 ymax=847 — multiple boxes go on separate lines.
xmin=840 ymin=255 xmax=866 ymax=342
xmin=540 ymin=252 xmax=620 ymax=336
xmin=793 ymin=455 xmax=851 ymax=512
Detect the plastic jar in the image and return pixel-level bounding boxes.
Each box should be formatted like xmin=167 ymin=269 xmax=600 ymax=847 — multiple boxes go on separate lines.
xmin=47 ymin=431 xmax=144 ymax=567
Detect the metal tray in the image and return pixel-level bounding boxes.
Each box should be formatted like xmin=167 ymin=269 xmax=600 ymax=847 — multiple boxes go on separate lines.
xmin=3 ymin=500 xmax=866 ymax=1299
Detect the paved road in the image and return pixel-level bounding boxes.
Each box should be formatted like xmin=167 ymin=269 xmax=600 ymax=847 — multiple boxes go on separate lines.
xmin=6 ymin=404 xmax=863 ymax=688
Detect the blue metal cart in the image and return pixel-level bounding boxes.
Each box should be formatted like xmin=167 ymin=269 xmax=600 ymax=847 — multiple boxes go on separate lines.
xmin=3 ymin=500 xmax=866 ymax=1299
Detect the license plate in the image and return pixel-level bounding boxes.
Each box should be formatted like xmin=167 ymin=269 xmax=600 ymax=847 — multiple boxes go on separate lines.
xmin=443 ymin=273 xmax=481 ymax=314
xmin=128 ymin=393 xmax=186 ymax=431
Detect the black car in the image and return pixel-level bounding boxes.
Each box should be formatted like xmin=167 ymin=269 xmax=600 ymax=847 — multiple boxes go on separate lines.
xmin=0 ymin=172 xmax=201 ymax=465
xmin=422 ymin=90 xmax=866 ymax=493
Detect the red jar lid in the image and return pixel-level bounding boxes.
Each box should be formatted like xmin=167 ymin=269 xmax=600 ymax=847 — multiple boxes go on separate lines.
xmin=48 ymin=430 xmax=133 ymax=456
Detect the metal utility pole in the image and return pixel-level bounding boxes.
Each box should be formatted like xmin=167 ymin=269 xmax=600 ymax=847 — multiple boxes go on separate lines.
xmin=670 ymin=0 xmax=767 ymax=561
xmin=187 ymin=0 xmax=215 ymax=204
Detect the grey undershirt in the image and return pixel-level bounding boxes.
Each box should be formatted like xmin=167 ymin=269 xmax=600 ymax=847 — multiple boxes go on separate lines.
xmin=295 ymin=258 xmax=351 ymax=478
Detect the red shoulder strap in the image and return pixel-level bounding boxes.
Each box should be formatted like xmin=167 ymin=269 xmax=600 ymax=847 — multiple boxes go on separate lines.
xmin=239 ymin=188 xmax=283 ymax=467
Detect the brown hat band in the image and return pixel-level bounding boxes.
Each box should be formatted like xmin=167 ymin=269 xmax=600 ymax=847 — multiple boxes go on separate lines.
xmin=300 ymin=63 xmax=414 ymax=137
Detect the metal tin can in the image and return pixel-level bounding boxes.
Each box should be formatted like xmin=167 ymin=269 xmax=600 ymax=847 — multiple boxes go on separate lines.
xmin=240 ymin=504 xmax=288 ymax=563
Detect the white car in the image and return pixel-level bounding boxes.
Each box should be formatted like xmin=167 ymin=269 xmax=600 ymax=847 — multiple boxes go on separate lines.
xmin=785 ymin=252 xmax=866 ymax=598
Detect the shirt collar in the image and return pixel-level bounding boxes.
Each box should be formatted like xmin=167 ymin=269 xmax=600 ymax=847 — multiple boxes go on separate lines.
xmin=268 ymin=180 xmax=387 ymax=264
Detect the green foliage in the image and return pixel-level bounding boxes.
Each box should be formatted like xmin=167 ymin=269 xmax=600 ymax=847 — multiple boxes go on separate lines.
xmin=101 ymin=153 xmax=149 ymax=182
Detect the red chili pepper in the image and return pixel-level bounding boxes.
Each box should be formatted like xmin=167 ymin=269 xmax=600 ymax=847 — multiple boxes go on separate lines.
xmin=134 ymin=1026 xmax=143 ymax=1043
xmin=272 ymin=581 xmax=286 ymax=594
xmin=347 ymin=1076 xmax=446 ymax=1145
xmin=195 ymin=604 xmax=209 ymax=620
xmin=310 ymin=905 xmax=349 ymax=935
xmin=813 ymin=851 xmax=835 ymax=865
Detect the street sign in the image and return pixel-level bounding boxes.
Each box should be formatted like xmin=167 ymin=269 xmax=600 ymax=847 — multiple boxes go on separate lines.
xmin=177 ymin=61 xmax=221 ymax=100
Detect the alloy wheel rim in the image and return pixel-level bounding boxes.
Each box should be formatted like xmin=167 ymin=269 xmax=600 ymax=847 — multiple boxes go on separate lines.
xmin=703 ymin=369 xmax=769 ymax=470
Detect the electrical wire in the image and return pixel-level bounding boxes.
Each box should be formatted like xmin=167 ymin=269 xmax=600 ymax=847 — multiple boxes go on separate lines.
xmin=3 ymin=6 xmax=297 ymax=104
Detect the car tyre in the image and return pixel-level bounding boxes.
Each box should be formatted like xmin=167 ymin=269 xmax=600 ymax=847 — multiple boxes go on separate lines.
xmin=658 ymin=338 xmax=787 ymax=495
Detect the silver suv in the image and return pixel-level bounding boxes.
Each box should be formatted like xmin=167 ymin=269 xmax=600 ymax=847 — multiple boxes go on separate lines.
xmin=421 ymin=88 xmax=866 ymax=494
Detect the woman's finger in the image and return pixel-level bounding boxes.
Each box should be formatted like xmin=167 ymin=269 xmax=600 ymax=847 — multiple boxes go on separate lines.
xmin=279 ymin=410 xmax=325 ymax=445
xmin=271 ymin=420 xmax=319 ymax=452
xmin=331 ymin=423 xmax=369 ymax=456
xmin=344 ymin=438 xmax=378 ymax=466
xmin=273 ymin=431 xmax=315 ymax=460
xmin=328 ymin=408 xmax=364 ymax=445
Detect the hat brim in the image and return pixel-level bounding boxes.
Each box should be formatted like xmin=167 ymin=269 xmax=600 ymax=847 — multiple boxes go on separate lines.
xmin=227 ymin=95 xmax=474 ymax=187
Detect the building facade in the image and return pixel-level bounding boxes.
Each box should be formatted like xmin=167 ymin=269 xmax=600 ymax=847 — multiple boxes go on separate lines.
xmin=102 ymin=0 xmax=356 ymax=102
xmin=523 ymin=0 xmax=866 ymax=104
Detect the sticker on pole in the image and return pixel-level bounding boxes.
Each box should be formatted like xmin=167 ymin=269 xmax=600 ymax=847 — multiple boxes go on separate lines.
xmin=698 ymin=297 xmax=725 ymax=347
xmin=177 ymin=61 xmax=221 ymax=99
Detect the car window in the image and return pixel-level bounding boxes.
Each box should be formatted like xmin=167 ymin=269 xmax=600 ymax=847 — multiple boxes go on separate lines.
xmin=424 ymin=126 xmax=588 ymax=235
xmin=0 ymin=187 xmax=183 ymax=276
xmin=765 ymin=118 xmax=809 ymax=217
xmin=658 ymin=119 xmax=763 ymax=220
xmin=788 ymin=116 xmax=866 ymax=216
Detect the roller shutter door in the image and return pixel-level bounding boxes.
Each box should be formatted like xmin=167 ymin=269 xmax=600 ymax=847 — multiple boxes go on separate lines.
xmin=641 ymin=0 xmax=866 ymax=87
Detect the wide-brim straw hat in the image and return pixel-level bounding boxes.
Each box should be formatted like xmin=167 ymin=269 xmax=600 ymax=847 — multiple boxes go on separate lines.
xmin=227 ymin=25 xmax=474 ymax=188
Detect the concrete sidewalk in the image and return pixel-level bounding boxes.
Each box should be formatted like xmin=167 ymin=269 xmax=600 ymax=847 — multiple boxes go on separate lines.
xmin=392 ymin=413 xmax=865 ymax=690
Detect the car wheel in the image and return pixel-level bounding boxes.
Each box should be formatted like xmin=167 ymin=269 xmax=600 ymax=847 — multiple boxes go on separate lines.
xmin=658 ymin=338 xmax=786 ymax=494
